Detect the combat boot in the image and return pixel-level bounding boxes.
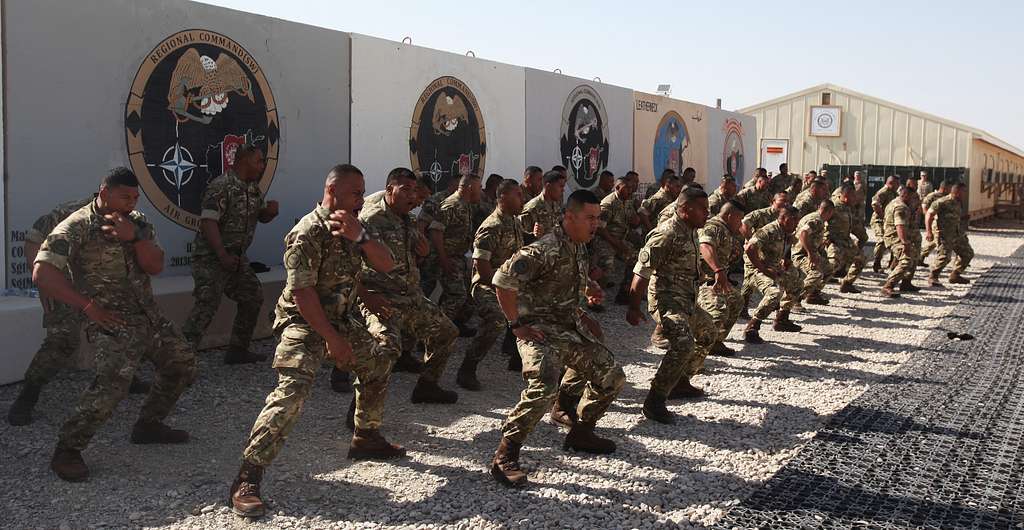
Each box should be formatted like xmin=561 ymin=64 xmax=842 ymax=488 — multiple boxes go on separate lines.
xmin=899 ymin=278 xmax=921 ymax=292
xmin=491 ymin=437 xmax=527 ymax=487
xmin=651 ymin=323 xmax=670 ymax=350
xmin=668 ymin=377 xmax=705 ymax=400
xmin=708 ymin=342 xmax=736 ymax=357
xmin=229 ymin=461 xmax=266 ymax=518
xmin=948 ymin=271 xmax=970 ymax=284
xmin=839 ymin=281 xmax=861 ymax=294
xmin=130 ymin=420 xmax=190 ymax=444
xmin=393 ymin=350 xmax=425 ymax=373
xmin=641 ymin=391 xmax=674 ymax=424
xmin=330 ymin=367 xmax=352 ymax=394
xmin=51 ymin=447 xmax=88 ymax=482
xmin=879 ymin=280 xmax=901 ymax=298
xmin=224 ymin=346 xmax=267 ymax=365
xmin=345 ymin=396 xmax=356 ymax=430
xmin=872 ymin=256 xmax=883 ymax=274
xmin=549 ymin=391 xmax=580 ymax=428
xmin=128 ymin=376 xmax=152 ymax=395
xmin=410 ymin=378 xmax=458 ymax=404
xmin=563 ymin=420 xmax=616 ymax=454
xmin=348 ymin=428 xmax=407 ymax=460
xmin=928 ymin=270 xmax=943 ymax=288
xmin=7 ymin=382 xmax=41 ymax=426
xmin=454 ymin=321 xmax=477 ymax=338
xmin=804 ymin=291 xmax=829 ymax=305
xmin=455 ymin=356 xmax=482 ymax=391
xmin=743 ymin=318 xmax=765 ymax=344
xmin=773 ymin=310 xmax=802 ymax=332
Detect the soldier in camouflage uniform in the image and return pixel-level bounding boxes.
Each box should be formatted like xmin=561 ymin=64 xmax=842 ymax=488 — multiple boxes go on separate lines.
xmin=827 ymin=183 xmax=866 ymax=293
xmin=594 ymin=178 xmax=642 ymax=304
xmin=475 ymin=173 xmax=503 ymax=228
xmin=880 ymin=186 xmax=917 ymax=298
xmin=417 ymin=178 xmax=459 ymax=297
xmin=490 ymin=190 xmax=625 ymax=488
xmin=7 ymin=196 xmax=152 ymax=426
xmin=229 ymin=165 xmax=404 ymax=519
xmin=734 ymin=171 xmax=772 ymax=213
xmin=870 ymin=176 xmax=900 ymax=273
xmin=793 ymin=178 xmax=828 ymax=219
xmin=520 ymin=166 xmax=544 ymax=203
xmin=901 ymin=191 xmax=925 ymax=293
xmin=848 ymin=171 xmax=870 ymax=247
xmin=455 ymin=180 xmax=526 ymax=390
xmin=742 ymin=206 xmax=803 ymax=344
xmin=518 ymin=170 xmax=566 ymax=244
xmin=33 ymin=168 xmax=196 ymax=482
xmin=697 ymin=201 xmax=745 ymax=357
xmin=638 ymin=171 xmax=682 ymax=233
xmin=627 ymin=188 xmax=716 ymax=424
xmin=793 ymin=199 xmax=835 ymax=305
xmin=738 ymin=193 xmax=790 ymax=317
xmin=919 ymin=180 xmax=951 ymax=262
xmin=182 ymin=145 xmax=278 ymax=364
xmin=708 ymin=176 xmax=737 ymax=216
xmin=430 ymin=175 xmax=483 ymax=337
xmin=926 ymin=182 xmax=974 ymax=286
xmin=360 ymin=168 xmax=461 ymax=404
xmin=594 ymin=170 xmax=615 ymax=201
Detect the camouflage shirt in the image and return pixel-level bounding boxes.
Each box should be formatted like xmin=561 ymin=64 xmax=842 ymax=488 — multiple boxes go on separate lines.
xmin=793 ymin=191 xmax=822 ymax=219
xmin=826 ymin=202 xmax=856 ymax=247
xmin=431 ymin=190 xmax=476 ymax=257
xmin=359 ymin=194 xmax=423 ymax=298
xmin=922 ymin=190 xmax=946 ymax=214
xmin=492 ymin=231 xmax=589 ymax=334
xmin=35 ymin=200 xmax=161 ymax=320
xmin=748 ymin=220 xmax=793 ymax=268
xmin=593 ymin=186 xmax=613 ymax=201
xmin=793 ymin=211 xmax=827 ymax=258
xmin=519 ymin=194 xmax=563 ymax=236
xmin=634 ymin=215 xmax=700 ymax=313
xmin=472 ymin=207 xmax=524 ymax=287
xmin=708 ymin=189 xmax=730 ymax=216
xmin=768 ymin=173 xmax=793 ymax=195
xmin=638 ymin=188 xmax=674 ymax=222
xmin=417 ymin=190 xmax=452 ymax=229
xmin=275 ymin=204 xmax=364 ymax=332
xmin=929 ymin=195 xmax=964 ymax=239
xmin=871 ymin=187 xmax=898 ymax=225
xmin=883 ymin=197 xmax=911 ymax=247
xmin=742 ymin=206 xmax=780 ymax=235
xmin=194 ymin=170 xmax=264 ymax=258
xmin=26 ymin=196 xmax=95 ymax=276
xmin=734 ymin=186 xmax=771 ymax=213
xmin=598 ymin=192 xmax=635 ymax=240
xmin=697 ymin=216 xmax=740 ymax=278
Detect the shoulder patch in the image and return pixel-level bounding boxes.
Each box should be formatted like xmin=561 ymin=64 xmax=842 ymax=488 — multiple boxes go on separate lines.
xmin=50 ymin=238 xmax=70 ymax=256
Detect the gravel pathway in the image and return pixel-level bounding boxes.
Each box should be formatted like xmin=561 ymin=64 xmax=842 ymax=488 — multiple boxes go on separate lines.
xmin=2 ymin=223 xmax=1021 ymax=530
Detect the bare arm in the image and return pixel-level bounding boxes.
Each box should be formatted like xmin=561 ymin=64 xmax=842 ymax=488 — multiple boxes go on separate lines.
xmin=25 ymin=241 xmax=41 ymax=270
xmin=745 ymin=242 xmax=774 ymax=277
xmin=200 ymin=218 xmax=229 ymax=259
xmin=701 ymin=242 xmax=732 ymax=293
xmin=896 ymin=224 xmax=909 ymax=245
xmin=133 ymin=239 xmax=165 ymax=276
xmin=34 ymin=262 xmax=125 ymax=329
xmin=360 ymin=239 xmax=394 ymax=273
xmin=925 ymin=210 xmax=935 ymax=240
xmin=474 ymin=258 xmax=495 ymax=286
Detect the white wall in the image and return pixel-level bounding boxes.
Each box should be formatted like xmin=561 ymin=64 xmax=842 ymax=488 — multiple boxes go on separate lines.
xmin=350 ymin=34 xmax=525 ymax=193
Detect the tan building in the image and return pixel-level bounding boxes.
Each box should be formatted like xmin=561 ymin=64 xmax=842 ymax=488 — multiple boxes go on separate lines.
xmin=739 ymin=83 xmax=1024 ymax=219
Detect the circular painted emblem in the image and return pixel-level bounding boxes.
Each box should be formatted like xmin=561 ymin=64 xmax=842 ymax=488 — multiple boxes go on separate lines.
xmin=652 ymin=111 xmax=689 ymax=182
xmin=559 ymin=85 xmax=609 ymax=190
xmin=723 ymin=119 xmax=745 ymax=180
xmin=409 ymin=76 xmax=486 ymax=193
xmin=125 ymin=29 xmax=279 ymax=231
xmin=816 ymin=112 xmax=834 ymax=129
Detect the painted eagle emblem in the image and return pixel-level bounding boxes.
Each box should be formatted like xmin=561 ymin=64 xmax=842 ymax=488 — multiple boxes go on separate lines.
xmin=167 ymin=48 xmax=253 ymax=124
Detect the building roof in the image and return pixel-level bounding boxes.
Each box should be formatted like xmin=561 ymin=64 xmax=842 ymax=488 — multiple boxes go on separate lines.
xmin=738 ymin=83 xmax=1024 ymax=159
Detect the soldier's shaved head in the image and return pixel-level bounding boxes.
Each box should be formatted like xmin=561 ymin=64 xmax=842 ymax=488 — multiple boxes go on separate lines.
xmin=325 ymin=164 xmax=363 ymax=185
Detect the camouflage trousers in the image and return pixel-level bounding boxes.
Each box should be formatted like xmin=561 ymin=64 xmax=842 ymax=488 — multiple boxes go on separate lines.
xmin=466 ymin=283 xmax=504 ymax=362
xmin=592 ymin=238 xmax=638 ymax=282
xmin=740 ymin=264 xmax=756 ymax=307
xmin=439 ymin=255 xmax=475 ymax=324
xmin=23 ymin=301 xmax=81 ymax=387
xmin=794 ymin=250 xmax=832 ymax=296
xmin=419 ymin=253 xmax=440 ymax=298
xmin=931 ymin=234 xmax=974 ymax=275
xmin=182 ymin=256 xmax=264 ymax=351
xmin=361 ymin=292 xmax=457 ymax=383
xmin=242 ymin=318 xmax=388 ymax=467
xmin=697 ymin=283 xmax=743 ymax=344
xmin=57 ymin=315 xmax=196 ymax=452
xmin=920 ymin=237 xmax=936 ymax=262
xmin=649 ymin=303 xmax=716 ymax=398
xmin=827 ymin=242 xmax=865 ymax=284
xmin=885 ymin=241 xmax=917 ymax=284
xmin=502 ymin=329 xmax=625 ymax=444
xmin=748 ymin=267 xmax=802 ymax=320
xmin=871 ymin=222 xmax=888 ymax=262
xmin=851 ymin=218 xmax=869 ymax=248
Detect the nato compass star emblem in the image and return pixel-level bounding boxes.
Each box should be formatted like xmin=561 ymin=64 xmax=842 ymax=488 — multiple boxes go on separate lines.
xmin=149 ymin=142 xmax=200 ymax=207
xmin=571 ymin=146 xmax=584 ymax=172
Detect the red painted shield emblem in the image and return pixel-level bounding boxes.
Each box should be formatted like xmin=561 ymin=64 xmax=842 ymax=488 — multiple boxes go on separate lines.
xmin=588 ymin=147 xmax=600 ymax=177
xmin=222 ymin=134 xmax=247 ymax=172
xmin=458 ymin=154 xmax=472 ymax=176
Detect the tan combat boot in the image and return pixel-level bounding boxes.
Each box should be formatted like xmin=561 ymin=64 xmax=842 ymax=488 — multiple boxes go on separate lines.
xmin=229 ymin=461 xmax=266 ymax=518
xmin=348 ymin=428 xmax=407 ymax=460
xmin=491 ymin=437 xmax=527 ymax=487
xmin=563 ymin=420 xmax=616 ymax=454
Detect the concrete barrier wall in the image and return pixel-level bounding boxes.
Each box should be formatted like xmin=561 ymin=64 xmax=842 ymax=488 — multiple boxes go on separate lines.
xmin=706 ymin=108 xmax=758 ymax=190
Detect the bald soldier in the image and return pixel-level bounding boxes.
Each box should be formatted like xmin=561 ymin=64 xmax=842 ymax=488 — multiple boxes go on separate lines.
xmin=880 ymin=185 xmax=917 ymax=298
xmin=697 ymin=200 xmax=746 ymax=357
xmin=870 ymin=176 xmax=900 ymax=273
xmin=793 ymin=199 xmax=836 ymax=305
xmin=183 ymin=144 xmax=278 ymax=364
xmin=593 ymin=170 xmax=616 ymax=200
xmin=628 ymin=188 xmax=717 ymax=423
xmin=793 ymin=178 xmax=829 ymax=219
xmin=926 ymin=181 xmax=974 ymax=286
xmin=827 ymin=183 xmax=866 ymax=293
xmin=455 ymin=180 xmax=526 ymax=390
xmin=708 ymin=176 xmax=738 ymax=216
xmin=489 ymin=190 xmax=626 ymax=488
xmin=229 ymin=165 xmax=402 ymax=519
xmin=431 ymin=174 xmax=483 ymax=337
xmin=738 ymin=192 xmax=791 ymax=318
xmin=742 ymin=206 xmax=803 ymax=344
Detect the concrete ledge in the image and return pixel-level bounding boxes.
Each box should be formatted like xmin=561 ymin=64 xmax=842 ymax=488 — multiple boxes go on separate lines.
xmin=0 ymin=267 xmax=285 ymax=385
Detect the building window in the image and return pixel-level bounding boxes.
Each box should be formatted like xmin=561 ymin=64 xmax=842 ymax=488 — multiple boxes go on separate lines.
xmin=821 ymin=93 xmax=831 ymax=105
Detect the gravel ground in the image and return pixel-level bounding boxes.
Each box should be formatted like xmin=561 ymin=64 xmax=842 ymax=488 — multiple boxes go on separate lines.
xmin=2 ymin=223 xmax=1022 ymax=530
